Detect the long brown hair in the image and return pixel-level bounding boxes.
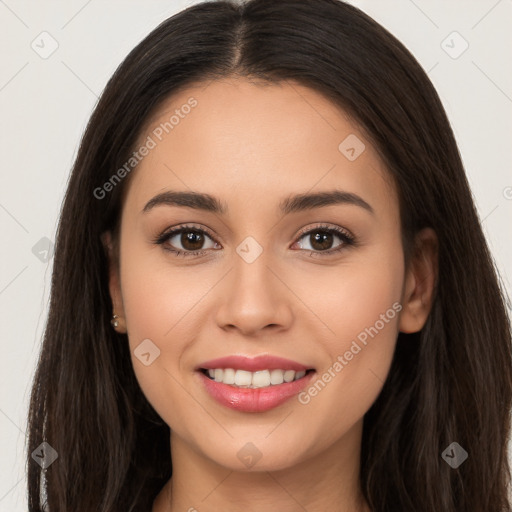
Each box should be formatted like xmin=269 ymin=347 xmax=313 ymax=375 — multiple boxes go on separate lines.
xmin=27 ymin=0 xmax=512 ymax=510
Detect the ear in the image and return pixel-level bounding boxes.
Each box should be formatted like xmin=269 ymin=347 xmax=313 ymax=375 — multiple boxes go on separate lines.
xmin=101 ymin=231 xmax=127 ymax=333
xmin=399 ymin=227 xmax=438 ymax=334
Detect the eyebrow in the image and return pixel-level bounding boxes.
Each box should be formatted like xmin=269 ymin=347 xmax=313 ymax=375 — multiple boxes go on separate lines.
xmin=142 ymin=189 xmax=374 ymax=215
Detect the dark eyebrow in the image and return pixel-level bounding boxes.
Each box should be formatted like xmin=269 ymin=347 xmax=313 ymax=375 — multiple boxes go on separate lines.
xmin=279 ymin=190 xmax=374 ymax=215
xmin=142 ymin=189 xmax=374 ymax=215
xmin=143 ymin=191 xmax=227 ymax=214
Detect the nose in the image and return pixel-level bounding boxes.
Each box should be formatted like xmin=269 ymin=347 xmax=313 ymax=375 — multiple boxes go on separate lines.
xmin=214 ymin=247 xmax=294 ymax=337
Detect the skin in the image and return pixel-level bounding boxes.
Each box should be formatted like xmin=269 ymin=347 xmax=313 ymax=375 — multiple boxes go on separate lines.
xmin=104 ymin=77 xmax=437 ymax=512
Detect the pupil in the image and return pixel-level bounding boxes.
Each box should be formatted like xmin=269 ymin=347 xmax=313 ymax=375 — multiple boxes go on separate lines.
xmin=182 ymin=230 xmax=204 ymax=250
xmin=311 ymin=231 xmax=332 ymax=250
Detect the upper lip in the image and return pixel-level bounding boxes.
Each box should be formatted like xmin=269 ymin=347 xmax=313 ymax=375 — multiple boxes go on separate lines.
xmin=196 ymin=355 xmax=313 ymax=372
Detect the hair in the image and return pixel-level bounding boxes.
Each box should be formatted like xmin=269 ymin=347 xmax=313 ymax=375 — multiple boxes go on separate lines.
xmin=26 ymin=0 xmax=512 ymax=510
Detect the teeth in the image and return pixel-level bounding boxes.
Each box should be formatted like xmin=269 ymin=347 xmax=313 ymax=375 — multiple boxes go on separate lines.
xmin=234 ymin=370 xmax=252 ymax=386
xmin=270 ymin=369 xmax=284 ymax=385
xmin=252 ymin=370 xmax=271 ymax=388
xmin=204 ymin=368 xmax=309 ymax=388
xmin=283 ymin=370 xmax=295 ymax=383
xmin=223 ymin=368 xmax=236 ymax=384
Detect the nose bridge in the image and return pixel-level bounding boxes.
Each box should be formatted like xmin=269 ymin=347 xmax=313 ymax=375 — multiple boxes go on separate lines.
xmin=234 ymin=240 xmax=272 ymax=296
xmin=215 ymin=236 xmax=292 ymax=334
xmin=232 ymin=238 xmax=278 ymax=308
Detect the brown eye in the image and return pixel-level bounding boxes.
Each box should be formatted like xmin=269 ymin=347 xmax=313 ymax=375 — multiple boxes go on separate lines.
xmin=308 ymin=231 xmax=335 ymax=251
xmin=179 ymin=230 xmax=206 ymax=251
xmin=294 ymin=225 xmax=355 ymax=255
xmin=155 ymin=225 xmax=220 ymax=256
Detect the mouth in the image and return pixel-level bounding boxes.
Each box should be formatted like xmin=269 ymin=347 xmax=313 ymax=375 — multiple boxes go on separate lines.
xmin=195 ymin=355 xmax=316 ymax=412
xmin=199 ymin=367 xmax=315 ymax=388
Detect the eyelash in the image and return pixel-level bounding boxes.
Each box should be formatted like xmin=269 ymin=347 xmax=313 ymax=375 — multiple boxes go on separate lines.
xmin=153 ymin=223 xmax=356 ymax=258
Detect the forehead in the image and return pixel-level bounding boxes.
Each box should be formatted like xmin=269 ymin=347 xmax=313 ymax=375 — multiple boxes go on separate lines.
xmin=124 ymin=77 xmax=397 ymax=220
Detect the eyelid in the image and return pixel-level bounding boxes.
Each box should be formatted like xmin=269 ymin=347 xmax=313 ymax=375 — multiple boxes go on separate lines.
xmin=294 ymin=222 xmax=354 ymax=241
xmin=155 ymin=222 xmax=217 ymax=243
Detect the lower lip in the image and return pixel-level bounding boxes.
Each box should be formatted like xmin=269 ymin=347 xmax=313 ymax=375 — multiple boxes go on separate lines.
xmin=197 ymin=370 xmax=315 ymax=412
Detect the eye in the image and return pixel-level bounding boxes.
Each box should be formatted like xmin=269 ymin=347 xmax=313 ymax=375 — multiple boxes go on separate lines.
xmin=153 ymin=224 xmax=220 ymax=257
xmin=292 ymin=224 xmax=355 ymax=255
xmin=154 ymin=223 xmax=356 ymax=258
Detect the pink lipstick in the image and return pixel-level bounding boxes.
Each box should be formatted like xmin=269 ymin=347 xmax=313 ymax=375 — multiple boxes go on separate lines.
xmin=196 ymin=355 xmax=315 ymax=412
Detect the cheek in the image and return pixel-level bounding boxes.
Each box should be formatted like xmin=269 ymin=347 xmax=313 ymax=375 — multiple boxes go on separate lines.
xmin=120 ymin=234 xmax=209 ymax=345
xmin=118 ymin=238 xmax=220 ymax=427
xmin=293 ymin=246 xmax=404 ymax=446
xmin=294 ymin=239 xmax=404 ymax=350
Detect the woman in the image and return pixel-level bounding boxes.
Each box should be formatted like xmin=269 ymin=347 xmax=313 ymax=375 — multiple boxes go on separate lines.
xmin=26 ymin=0 xmax=512 ymax=511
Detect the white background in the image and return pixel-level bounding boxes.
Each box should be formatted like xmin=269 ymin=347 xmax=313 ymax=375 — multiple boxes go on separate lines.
xmin=1 ymin=0 xmax=511 ymax=509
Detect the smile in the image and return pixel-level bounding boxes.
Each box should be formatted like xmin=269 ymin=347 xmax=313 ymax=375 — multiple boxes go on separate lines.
xmin=201 ymin=368 xmax=310 ymax=388
xmin=196 ymin=355 xmax=316 ymax=412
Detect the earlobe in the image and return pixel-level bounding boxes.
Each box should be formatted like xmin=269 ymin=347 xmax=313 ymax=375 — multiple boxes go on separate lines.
xmin=398 ymin=228 xmax=438 ymax=334
xmin=101 ymin=231 xmax=127 ymax=333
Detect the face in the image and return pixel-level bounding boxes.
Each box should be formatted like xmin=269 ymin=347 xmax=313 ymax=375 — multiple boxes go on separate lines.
xmin=107 ymin=77 xmax=434 ymax=472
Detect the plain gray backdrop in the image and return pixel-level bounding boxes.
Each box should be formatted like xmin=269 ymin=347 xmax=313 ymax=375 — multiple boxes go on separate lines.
xmin=1 ymin=0 xmax=511 ymax=509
